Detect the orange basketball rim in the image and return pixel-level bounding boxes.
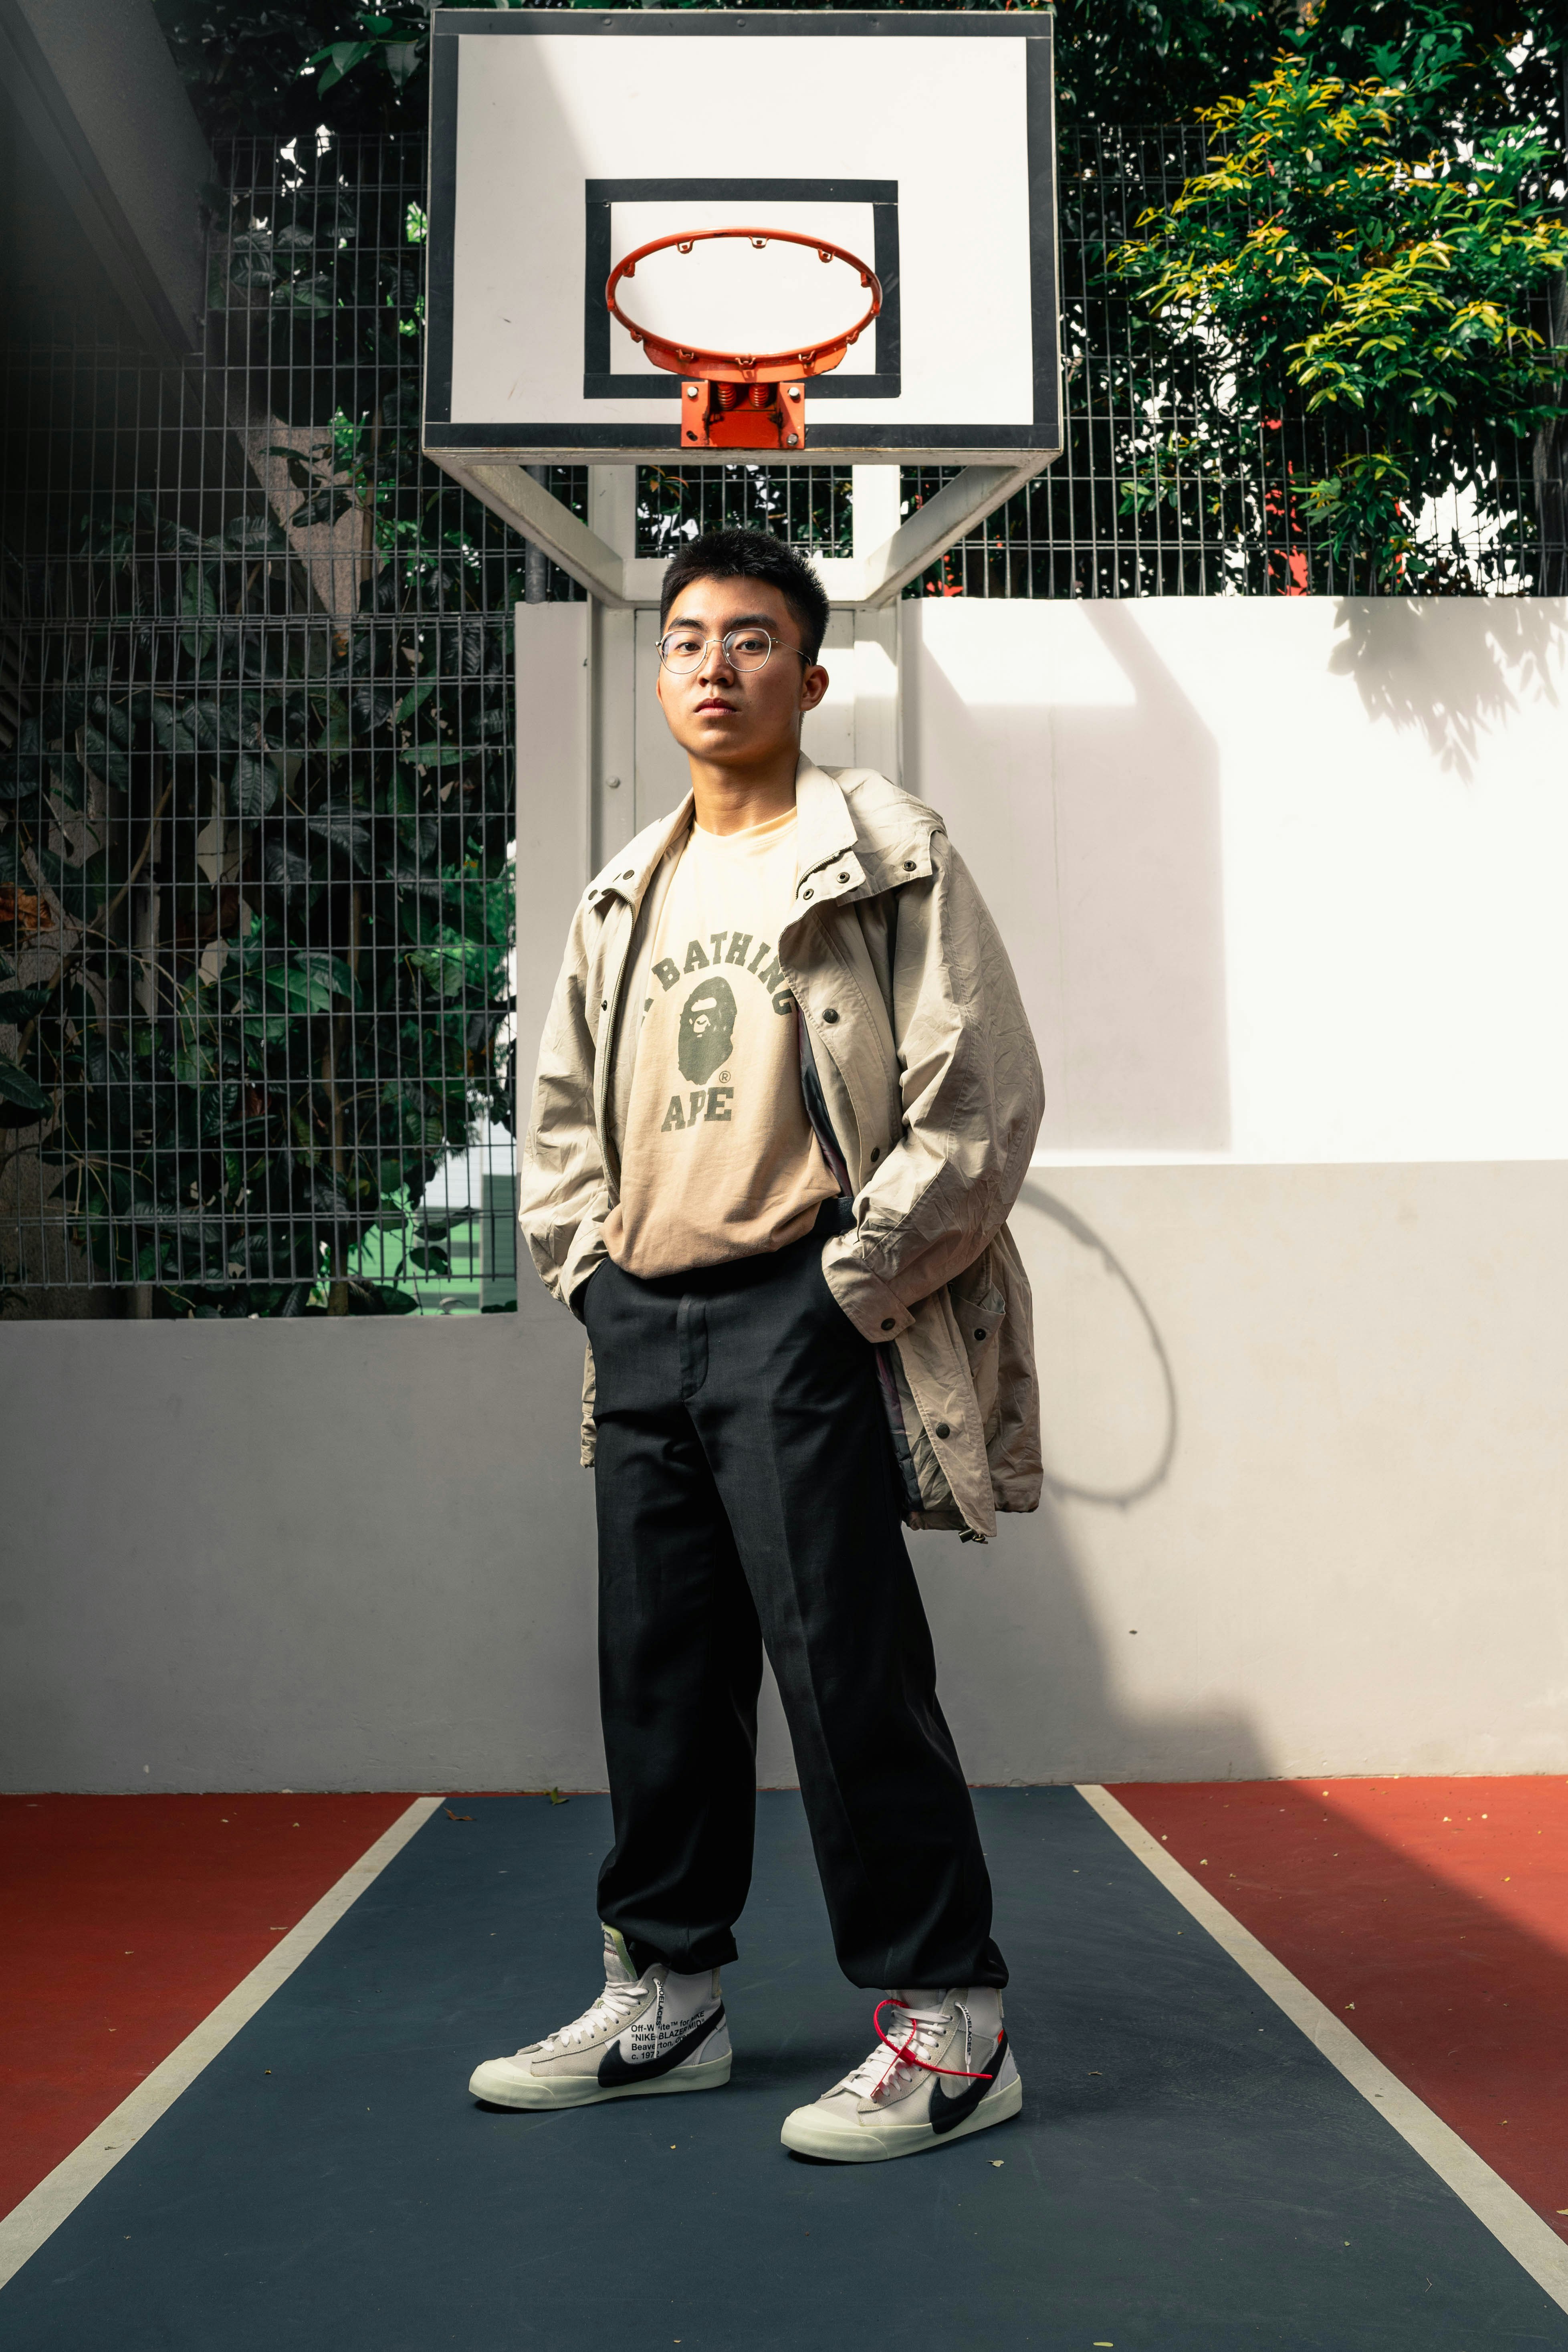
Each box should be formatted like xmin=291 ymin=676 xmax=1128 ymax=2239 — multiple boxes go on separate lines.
xmin=604 ymin=226 xmax=883 ymax=452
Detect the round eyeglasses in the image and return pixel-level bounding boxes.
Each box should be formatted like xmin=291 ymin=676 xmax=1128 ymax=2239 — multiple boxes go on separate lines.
xmin=656 ymin=626 xmax=809 ymax=675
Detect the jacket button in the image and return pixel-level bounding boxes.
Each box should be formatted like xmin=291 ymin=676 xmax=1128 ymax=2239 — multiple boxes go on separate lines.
xmin=880 ymin=1318 xmax=896 ymax=1332
xmin=801 ymin=886 xmax=814 ymax=900
xmin=620 ymin=870 xmax=634 ymax=880
xmin=974 ymin=1328 xmax=986 ymax=1342
xmin=601 ymin=998 xmax=608 ymax=1009
xmin=822 ymin=1007 xmax=839 ymax=1024
xmin=934 ymin=1422 xmax=951 ymax=1440
xmin=869 ymin=1146 xmax=880 ymax=1162
xmin=837 ymin=870 xmax=849 ymax=882
xmin=904 ymin=860 xmax=916 ymax=871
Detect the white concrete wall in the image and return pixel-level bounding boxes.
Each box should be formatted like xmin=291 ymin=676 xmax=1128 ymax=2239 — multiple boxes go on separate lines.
xmin=905 ymin=596 xmax=1568 ymax=1164
xmin=965 ymin=1159 xmax=1568 ymax=1781
xmin=5 ymin=1157 xmax=1562 ymax=1790
xmin=3 ymin=596 xmax=1565 ymax=1789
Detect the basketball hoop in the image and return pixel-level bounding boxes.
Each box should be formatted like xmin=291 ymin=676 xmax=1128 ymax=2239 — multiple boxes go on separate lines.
xmin=605 ymin=226 xmax=882 ymax=453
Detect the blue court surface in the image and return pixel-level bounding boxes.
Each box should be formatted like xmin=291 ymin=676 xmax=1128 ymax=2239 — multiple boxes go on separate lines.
xmin=5 ymin=1788 xmax=1564 ymax=2352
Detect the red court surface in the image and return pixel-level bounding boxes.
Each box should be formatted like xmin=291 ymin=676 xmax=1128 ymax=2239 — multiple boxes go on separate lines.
xmin=1114 ymin=1777 xmax=1568 ymax=2240
xmin=7 ymin=1778 xmax=1566 ymax=2266
xmin=0 ymin=1793 xmax=412 ymax=2221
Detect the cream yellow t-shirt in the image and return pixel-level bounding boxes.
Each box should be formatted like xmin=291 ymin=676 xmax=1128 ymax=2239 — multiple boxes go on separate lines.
xmin=604 ymin=806 xmax=839 ymax=1277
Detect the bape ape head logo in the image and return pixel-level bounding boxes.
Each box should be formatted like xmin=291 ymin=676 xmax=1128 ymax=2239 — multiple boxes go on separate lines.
xmin=678 ymin=975 xmax=737 ymax=1084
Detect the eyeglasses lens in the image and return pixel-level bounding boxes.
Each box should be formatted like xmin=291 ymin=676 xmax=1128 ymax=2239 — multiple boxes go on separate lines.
xmin=659 ymin=630 xmax=774 ymax=673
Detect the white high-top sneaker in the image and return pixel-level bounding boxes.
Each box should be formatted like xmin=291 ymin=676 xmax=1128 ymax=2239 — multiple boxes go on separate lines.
xmin=779 ymin=1987 xmax=1021 ymax=2162
xmin=468 ymin=1926 xmax=731 ymax=2110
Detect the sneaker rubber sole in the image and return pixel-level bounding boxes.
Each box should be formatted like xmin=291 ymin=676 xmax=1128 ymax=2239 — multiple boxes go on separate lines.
xmin=469 ymin=2051 xmax=732 ymax=2110
xmin=779 ymin=2069 xmax=1023 ymax=2162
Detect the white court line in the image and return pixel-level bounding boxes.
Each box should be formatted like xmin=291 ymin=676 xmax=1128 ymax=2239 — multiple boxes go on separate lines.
xmin=0 ymin=1795 xmax=443 ymax=2293
xmin=1077 ymin=1783 xmax=1568 ymax=2316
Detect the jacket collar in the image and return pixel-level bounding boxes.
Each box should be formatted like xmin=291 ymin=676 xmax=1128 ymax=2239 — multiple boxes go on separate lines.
xmin=582 ymin=754 xmax=929 ymax=914
xmin=584 ymin=795 xmax=694 ymax=914
xmin=793 ymin=755 xmax=857 ymax=882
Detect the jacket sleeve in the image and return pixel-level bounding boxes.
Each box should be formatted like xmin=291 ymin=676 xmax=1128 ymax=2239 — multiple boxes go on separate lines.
xmin=517 ymin=898 xmax=611 ymax=1318
xmin=819 ymin=831 xmax=1044 ymax=1342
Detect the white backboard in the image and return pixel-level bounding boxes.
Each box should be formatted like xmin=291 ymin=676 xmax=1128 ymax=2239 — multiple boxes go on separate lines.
xmin=424 ymin=9 xmax=1060 ymax=470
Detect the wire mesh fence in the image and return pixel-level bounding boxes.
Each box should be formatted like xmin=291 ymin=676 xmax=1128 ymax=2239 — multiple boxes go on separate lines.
xmin=0 ymin=133 xmax=578 ymax=1313
xmin=1 ymin=124 xmax=1554 ymax=1309
xmin=906 ymin=124 xmax=1551 ymax=601
xmin=636 ymin=464 xmax=853 ymax=560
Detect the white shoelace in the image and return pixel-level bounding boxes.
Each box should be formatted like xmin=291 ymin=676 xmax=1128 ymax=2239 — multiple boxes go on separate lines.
xmin=528 ymin=1975 xmax=648 ymax=2055
xmin=838 ymin=2000 xmax=956 ymax=2100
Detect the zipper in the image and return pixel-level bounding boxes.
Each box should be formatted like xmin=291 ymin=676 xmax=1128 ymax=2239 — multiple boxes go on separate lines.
xmin=590 ymin=804 xmax=695 ymax=1172
xmin=789 ymin=930 xmax=925 ymax=1520
xmin=591 ymin=898 xmax=634 ymax=1174
xmin=795 ymin=1004 xmax=851 ymax=1197
xmin=775 ymin=894 xmax=867 ymax=1179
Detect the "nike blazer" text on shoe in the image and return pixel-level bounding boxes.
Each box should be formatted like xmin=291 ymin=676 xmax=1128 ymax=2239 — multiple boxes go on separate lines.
xmin=468 ymin=1926 xmax=732 ymax=2110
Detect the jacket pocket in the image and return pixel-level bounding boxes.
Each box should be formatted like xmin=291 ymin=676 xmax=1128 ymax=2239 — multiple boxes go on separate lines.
xmin=985 ymin=1222 xmax=1042 ymax=1510
xmin=889 ymin=1342 xmax=958 ymax=1526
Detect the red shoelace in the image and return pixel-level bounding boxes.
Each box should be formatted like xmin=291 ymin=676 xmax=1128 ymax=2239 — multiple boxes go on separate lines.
xmin=872 ymin=1997 xmax=994 ymax=2080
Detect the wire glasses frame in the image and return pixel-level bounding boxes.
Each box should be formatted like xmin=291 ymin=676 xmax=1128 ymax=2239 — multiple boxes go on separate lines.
xmin=656 ymin=626 xmax=811 ymax=674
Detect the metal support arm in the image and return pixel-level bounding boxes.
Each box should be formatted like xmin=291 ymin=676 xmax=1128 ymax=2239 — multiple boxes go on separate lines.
xmin=458 ymin=462 xmax=629 ymax=606
xmin=854 ymin=461 xmax=1045 ymax=607
xmin=428 ymin=454 xmax=1048 ymax=609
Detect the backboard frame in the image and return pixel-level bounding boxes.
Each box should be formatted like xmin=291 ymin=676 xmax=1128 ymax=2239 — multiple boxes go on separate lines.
xmin=422 ymin=9 xmax=1060 ymax=607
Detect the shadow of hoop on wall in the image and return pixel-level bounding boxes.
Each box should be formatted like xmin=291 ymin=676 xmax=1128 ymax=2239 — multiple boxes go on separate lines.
xmin=1020 ymin=1179 xmax=1178 ymax=1511
xmin=903 ymin=1175 xmax=1272 ymax=1785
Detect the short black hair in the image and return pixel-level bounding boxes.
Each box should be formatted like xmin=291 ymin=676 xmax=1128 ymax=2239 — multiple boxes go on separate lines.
xmin=658 ymin=528 xmax=829 ymax=664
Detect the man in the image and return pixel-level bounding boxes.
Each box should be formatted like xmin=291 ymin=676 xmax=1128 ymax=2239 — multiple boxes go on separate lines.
xmin=471 ymin=528 xmax=1044 ymax=2163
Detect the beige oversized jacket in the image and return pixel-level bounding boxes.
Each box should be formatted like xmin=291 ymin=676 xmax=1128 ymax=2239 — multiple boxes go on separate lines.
xmin=518 ymin=755 xmax=1045 ymax=1540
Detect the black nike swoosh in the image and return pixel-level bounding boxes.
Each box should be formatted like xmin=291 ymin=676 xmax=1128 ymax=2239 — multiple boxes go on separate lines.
xmin=597 ymin=2002 xmax=725 ymax=2089
xmin=929 ymin=2028 xmax=1007 ymax=2136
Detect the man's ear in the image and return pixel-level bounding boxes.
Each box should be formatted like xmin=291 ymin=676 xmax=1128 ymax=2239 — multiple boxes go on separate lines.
xmin=800 ymin=662 xmax=829 ymax=715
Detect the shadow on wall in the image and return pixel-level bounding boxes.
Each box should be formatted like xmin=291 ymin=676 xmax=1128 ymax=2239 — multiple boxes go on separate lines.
xmin=1327 ymin=596 xmax=1566 ymax=784
xmin=1023 ymin=1181 xmax=1177 ymax=1510
xmin=904 ymin=597 xmax=1231 ymax=1153
xmin=910 ymin=1181 xmax=1272 ymax=1787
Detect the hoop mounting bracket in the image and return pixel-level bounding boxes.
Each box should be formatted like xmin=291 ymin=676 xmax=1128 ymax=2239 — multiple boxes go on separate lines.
xmin=680 ymin=378 xmax=806 ymax=452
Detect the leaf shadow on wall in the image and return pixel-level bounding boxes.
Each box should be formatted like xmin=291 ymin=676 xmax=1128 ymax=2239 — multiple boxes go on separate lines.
xmin=1326 ymin=595 xmax=1565 ymax=785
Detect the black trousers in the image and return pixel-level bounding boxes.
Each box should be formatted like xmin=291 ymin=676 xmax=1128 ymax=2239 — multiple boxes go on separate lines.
xmin=581 ymin=1203 xmax=1006 ymax=1993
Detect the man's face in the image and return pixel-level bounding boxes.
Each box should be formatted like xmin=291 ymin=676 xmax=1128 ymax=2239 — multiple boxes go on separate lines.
xmin=654 ymin=575 xmax=828 ymax=768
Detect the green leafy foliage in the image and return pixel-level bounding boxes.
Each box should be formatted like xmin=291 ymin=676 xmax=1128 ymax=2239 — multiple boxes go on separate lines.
xmin=1292 ymin=2 xmax=1568 ymax=151
xmin=1110 ymin=41 xmax=1568 ymax=588
xmin=155 ymin=0 xmax=428 ymax=145
xmin=1 ymin=145 xmax=532 ymax=1315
